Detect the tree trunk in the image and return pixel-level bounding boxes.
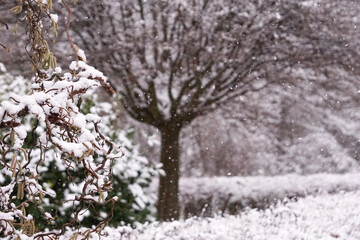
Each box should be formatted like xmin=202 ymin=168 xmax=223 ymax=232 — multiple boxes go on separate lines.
xmin=157 ymin=125 xmax=181 ymax=221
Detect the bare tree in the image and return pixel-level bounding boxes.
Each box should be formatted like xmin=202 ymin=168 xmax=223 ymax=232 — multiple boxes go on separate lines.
xmin=66 ymin=0 xmax=359 ymax=220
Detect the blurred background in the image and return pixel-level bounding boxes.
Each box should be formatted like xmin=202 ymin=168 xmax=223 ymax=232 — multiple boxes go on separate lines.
xmin=1 ymin=0 xmax=360 ymax=223
xmin=1 ymin=0 xmax=360 ymax=178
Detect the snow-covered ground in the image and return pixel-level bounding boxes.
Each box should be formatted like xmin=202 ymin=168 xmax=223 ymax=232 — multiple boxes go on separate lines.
xmin=167 ymin=173 xmax=360 ymax=216
xmin=63 ymin=190 xmax=360 ymax=240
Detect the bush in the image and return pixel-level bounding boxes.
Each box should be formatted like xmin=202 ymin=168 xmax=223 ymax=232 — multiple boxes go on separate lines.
xmin=0 ymin=66 xmax=162 ymax=233
xmin=0 ymin=1 xmax=158 ymax=238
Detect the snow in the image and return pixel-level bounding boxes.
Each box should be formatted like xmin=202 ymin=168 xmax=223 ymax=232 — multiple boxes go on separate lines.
xmin=69 ymin=60 xmax=106 ymax=80
xmin=50 ymin=14 xmax=58 ymax=23
xmin=0 ymin=212 xmax=14 ymax=221
xmin=44 ymin=212 xmax=53 ymax=219
xmin=0 ymin=63 xmax=6 ymax=72
xmin=151 ymin=173 xmax=360 ymax=217
xmin=77 ymin=48 xmax=87 ymax=62
xmin=61 ymin=190 xmax=360 ymax=240
xmin=85 ymin=113 xmax=101 ymax=123
xmin=1 ymin=100 xmax=22 ymax=115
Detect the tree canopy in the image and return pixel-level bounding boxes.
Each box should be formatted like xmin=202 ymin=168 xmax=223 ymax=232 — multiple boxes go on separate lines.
xmin=69 ymin=0 xmax=359 ymax=220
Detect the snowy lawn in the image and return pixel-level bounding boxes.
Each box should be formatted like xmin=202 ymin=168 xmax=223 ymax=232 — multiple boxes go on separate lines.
xmin=179 ymin=173 xmax=360 ymax=217
xmin=63 ymin=190 xmax=360 ymax=240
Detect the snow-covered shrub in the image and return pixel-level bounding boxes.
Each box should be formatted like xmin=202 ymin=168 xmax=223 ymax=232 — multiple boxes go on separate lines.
xmin=0 ymin=66 xmax=162 ymax=233
xmin=38 ymin=91 xmax=163 ymax=228
xmin=0 ymin=58 xmax=122 ymax=239
xmin=178 ymin=173 xmax=360 ymax=217
xmin=0 ymin=1 xmax=139 ymax=239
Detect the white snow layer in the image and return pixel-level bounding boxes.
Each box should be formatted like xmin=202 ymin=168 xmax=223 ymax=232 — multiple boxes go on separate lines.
xmin=149 ymin=173 xmax=360 ymax=217
xmin=62 ymin=190 xmax=360 ymax=239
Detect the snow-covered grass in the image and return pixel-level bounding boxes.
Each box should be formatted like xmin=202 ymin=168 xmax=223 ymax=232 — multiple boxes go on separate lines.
xmin=62 ymin=190 xmax=360 ymax=239
xmin=179 ymin=173 xmax=360 ymax=217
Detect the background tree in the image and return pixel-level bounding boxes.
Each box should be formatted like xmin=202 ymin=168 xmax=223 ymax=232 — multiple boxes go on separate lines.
xmin=66 ymin=0 xmax=359 ymax=220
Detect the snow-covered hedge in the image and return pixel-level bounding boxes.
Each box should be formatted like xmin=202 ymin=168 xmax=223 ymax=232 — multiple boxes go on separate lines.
xmin=146 ymin=173 xmax=360 ymax=217
xmin=180 ymin=173 xmax=360 ymax=217
xmin=61 ymin=190 xmax=360 ymax=239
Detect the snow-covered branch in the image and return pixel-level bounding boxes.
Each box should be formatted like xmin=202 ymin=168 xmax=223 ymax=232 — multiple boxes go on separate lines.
xmin=0 ymin=1 xmax=122 ymax=239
